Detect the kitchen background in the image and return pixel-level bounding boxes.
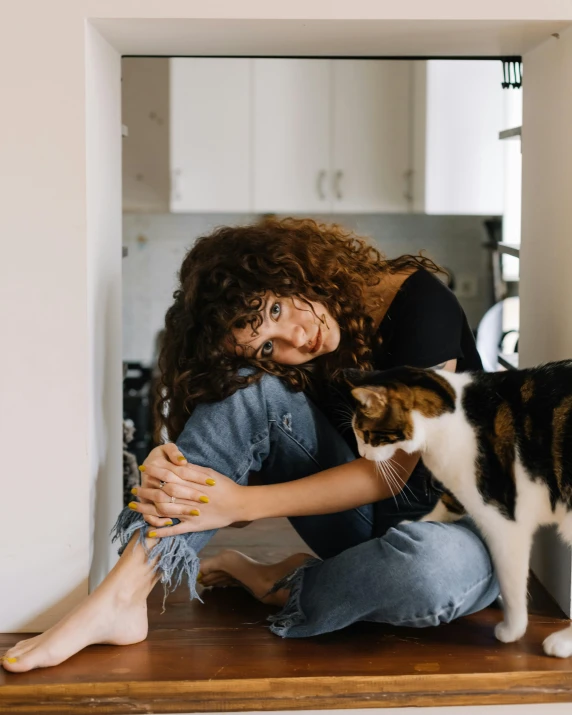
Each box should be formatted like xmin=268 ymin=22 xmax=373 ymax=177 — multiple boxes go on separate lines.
xmin=121 ymin=56 xmax=522 ymax=467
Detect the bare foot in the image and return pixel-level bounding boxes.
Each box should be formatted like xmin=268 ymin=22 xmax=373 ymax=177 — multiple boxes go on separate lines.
xmin=1 ymin=538 xmax=157 ymax=673
xmin=200 ymin=551 xmax=313 ymax=606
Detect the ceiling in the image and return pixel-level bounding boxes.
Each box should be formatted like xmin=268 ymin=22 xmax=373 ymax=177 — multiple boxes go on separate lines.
xmin=94 ymin=18 xmax=571 ymax=58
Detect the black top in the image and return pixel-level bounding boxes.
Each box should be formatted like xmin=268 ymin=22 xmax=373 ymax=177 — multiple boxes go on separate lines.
xmin=373 ymin=268 xmax=482 ymax=373
xmin=313 ymin=269 xmax=483 ymax=537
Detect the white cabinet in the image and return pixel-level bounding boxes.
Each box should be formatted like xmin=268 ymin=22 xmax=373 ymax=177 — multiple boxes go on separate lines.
xmin=412 ymin=60 xmax=506 ymax=215
xmin=167 ymin=58 xmax=505 ymax=216
xmin=253 ymin=60 xmax=331 ymax=214
xmin=170 ymin=58 xmax=252 ymax=212
xmin=332 ymin=61 xmax=411 ymax=213
xmin=253 ymin=59 xmax=412 ymax=214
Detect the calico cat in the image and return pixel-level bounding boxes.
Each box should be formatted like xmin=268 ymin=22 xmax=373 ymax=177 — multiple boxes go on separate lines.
xmin=347 ymin=361 xmax=572 ymax=658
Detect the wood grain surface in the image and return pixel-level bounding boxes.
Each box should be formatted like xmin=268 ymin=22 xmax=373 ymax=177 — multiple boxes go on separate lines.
xmin=1 ymin=518 xmax=571 ymax=714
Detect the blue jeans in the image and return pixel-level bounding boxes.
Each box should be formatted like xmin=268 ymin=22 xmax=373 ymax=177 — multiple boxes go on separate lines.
xmin=113 ymin=374 xmax=499 ymax=637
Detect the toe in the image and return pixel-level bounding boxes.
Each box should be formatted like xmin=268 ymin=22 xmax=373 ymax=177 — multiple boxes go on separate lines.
xmin=1 ymin=654 xmax=34 ymax=673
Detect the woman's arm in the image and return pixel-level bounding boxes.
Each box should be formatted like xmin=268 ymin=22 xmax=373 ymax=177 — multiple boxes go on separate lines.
xmin=245 ymin=451 xmax=419 ymax=521
xmin=134 ymin=361 xmax=455 ymax=537
xmin=133 ymin=448 xmax=420 ymax=536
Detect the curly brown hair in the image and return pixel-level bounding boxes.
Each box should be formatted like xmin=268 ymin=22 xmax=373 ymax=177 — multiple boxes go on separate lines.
xmin=155 ymin=217 xmax=442 ymax=442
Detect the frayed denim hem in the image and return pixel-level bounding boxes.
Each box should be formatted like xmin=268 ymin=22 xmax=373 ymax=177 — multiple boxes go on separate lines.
xmin=111 ymin=507 xmax=202 ymax=605
xmin=267 ymin=557 xmax=321 ymax=637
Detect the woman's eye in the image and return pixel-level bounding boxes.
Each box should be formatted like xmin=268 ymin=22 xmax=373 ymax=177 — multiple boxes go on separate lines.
xmin=270 ymin=302 xmax=281 ymax=319
xmin=261 ymin=340 xmax=274 ymax=357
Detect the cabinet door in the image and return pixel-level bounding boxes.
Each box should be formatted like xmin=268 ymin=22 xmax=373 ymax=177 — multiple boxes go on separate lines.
xmin=170 ymin=58 xmax=251 ymax=212
xmin=332 ymin=61 xmax=411 ymax=213
xmin=416 ymin=60 xmax=505 ymax=215
xmin=253 ymin=59 xmax=331 ymax=213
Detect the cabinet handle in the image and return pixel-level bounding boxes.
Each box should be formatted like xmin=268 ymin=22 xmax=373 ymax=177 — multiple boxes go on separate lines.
xmin=171 ymin=168 xmax=181 ymax=203
xmin=334 ymin=170 xmax=343 ymax=200
xmin=316 ymin=170 xmax=326 ymax=200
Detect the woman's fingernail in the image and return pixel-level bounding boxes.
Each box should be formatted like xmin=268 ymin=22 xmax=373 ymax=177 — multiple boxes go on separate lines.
xmin=148 ymin=531 xmax=157 ymax=538
xmin=199 ymin=496 xmax=209 ymax=504
xmin=197 ymin=572 xmax=203 ymax=582
xmin=189 ymin=509 xmax=200 ymax=516
xmin=128 ymin=502 xmax=138 ymax=510
xmin=131 ymin=487 xmax=138 ymax=495
xmin=2 ymin=657 xmax=17 ymax=663
xmin=177 ymin=455 xmax=187 ymax=462
xmin=206 ymin=478 xmax=216 ymax=486
xmin=138 ymin=465 xmax=146 ymax=472
xmin=165 ymin=520 xmax=173 ymax=526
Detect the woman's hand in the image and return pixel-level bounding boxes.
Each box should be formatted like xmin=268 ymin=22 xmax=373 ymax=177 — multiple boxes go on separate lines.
xmin=129 ymin=444 xmax=249 ymax=537
xmin=133 ymin=443 xmax=190 ymax=528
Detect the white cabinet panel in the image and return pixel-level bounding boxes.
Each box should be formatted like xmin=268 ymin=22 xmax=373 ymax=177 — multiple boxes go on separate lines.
xmin=332 ymin=61 xmax=411 ymax=213
xmin=414 ymin=60 xmax=505 ymax=215
xmin=253 ymin=59 xmax=331 ymax=213
xmin=170 ymin=58 xmax=251 ymax=212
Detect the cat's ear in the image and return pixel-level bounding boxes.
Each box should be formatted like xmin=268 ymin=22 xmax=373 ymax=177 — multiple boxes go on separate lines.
xmin=351 ymin=386 xmax=388 ymax=416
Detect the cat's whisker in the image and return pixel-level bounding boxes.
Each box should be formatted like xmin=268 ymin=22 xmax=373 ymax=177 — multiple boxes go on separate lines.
xmin=376 ymin=460 xmax=400 ymax=510
xmin=386 ymin=459 xmax=419 ymax=503
xmin=383 ymin=460 xmax=413 ymax=508
xmin=387 ymin=458 xmax=408 ymax=475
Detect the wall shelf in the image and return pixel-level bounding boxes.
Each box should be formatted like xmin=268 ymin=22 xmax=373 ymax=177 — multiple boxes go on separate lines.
xmin=498 ymin=242 xmax=520 ymax=258
xmin=498 ymin=352 xmax=519 ymax=370
xmin=499 ymin=126 xmax=521 ymax=140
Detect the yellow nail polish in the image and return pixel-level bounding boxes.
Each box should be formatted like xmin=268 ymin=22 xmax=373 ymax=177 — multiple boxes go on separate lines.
xmin=199 ymin=496 xmax=209 ymax=504
xmin=148 ymin=531 xmax=157 ymax=538
xmin=131 ymin=487 xmax=138 ymax=495
xmin=165 ymin=520 xmax=173 ymax=526
xmin=206 ymin=478 xmax=216 ymax=486
xmin=189 ymin=509 xmax=200 ymax=516
xmin=2 ymin=657 xmax=17 ymax=663
xmin=138 ymin=465 xmax=146 ymax=472
xmin=128 ymin=502 xmax=138 ymax=510
xmin=197 ymin=572 xmax=203 ymax=582
xmin=177 ymin=455 xmax=187 ymax=462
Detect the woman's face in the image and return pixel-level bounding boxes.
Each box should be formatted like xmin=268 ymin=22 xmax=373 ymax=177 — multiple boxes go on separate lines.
xmin=232 ymin=294 xmax=341 ymax=366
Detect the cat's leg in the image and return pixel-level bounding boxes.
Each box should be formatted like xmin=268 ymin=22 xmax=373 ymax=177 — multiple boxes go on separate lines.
xmin=478 ymin=516 xmax=532 ymax=643
xmin=543 ymin=625 xmax=572 ymax=658
xmin=543 ymin=514 xmax=572 ymax=658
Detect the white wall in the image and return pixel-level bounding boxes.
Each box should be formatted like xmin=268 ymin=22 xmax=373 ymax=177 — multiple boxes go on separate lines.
xmin=0 ymin=0 xmax=571 ymax=633
xmin=0 ymin=2 xmax=90 ymax=631
xmin=521 ymin=26 xmax=572 ymax=617
xmin=85 ymin=24 xmax=123 ymax=591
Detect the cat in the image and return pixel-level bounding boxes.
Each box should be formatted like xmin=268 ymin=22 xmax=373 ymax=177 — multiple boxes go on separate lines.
xmin=346 ymin=361 xmax=572 ymax=658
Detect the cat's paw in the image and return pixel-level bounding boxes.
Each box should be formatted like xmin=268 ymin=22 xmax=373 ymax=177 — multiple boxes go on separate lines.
xmin=494 ymin=620 xmax=527 ymax=643
xmin=543 ymin=628 xmax=572 ymax=658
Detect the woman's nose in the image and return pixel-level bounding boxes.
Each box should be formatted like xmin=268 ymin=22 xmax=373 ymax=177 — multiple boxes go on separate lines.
xmin=289 ymin=324 xmax=307 ymax=349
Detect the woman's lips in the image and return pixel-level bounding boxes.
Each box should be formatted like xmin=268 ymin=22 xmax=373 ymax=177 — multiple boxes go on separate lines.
xmin=309 ymin=327 xmax=323 ymax=354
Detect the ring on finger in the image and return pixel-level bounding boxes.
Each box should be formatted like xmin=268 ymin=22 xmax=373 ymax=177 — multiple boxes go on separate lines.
xmin=171 ymin=496 xmax=176 ymax=503
xmin=159 ymin=481 xmax=166 ymax=489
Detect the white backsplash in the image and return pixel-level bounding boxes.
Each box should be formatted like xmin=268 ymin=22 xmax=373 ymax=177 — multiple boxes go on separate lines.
xmin=122 ymin=213 xmax=493 ymax=365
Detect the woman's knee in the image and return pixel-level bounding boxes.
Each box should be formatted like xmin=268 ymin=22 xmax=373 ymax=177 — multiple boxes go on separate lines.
xmin=375 ymin=521 xmax=497 ymax=626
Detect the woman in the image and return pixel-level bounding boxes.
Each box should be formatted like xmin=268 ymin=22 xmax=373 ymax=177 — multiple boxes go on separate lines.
xmin=2 ymin=218 xmax=498 ymax=672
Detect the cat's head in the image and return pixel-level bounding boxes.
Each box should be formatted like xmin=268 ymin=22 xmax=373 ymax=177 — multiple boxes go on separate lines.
xmin=344 ymin=367 xmax=456 ymax=462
